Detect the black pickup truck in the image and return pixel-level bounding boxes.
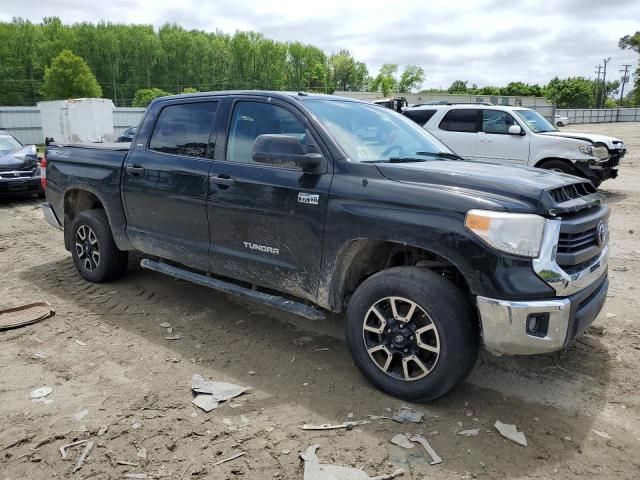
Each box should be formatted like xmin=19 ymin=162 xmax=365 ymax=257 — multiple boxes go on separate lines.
xmin=42 ymin=91 xmax=610 ymax=400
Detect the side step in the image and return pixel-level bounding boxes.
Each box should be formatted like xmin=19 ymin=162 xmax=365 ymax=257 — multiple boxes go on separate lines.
xmin=140 ymin=259 xmax=326 ymax=321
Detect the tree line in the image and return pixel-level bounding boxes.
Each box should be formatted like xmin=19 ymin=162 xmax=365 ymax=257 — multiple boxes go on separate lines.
xmin=0 ymin=17 xmax=424 ymax=107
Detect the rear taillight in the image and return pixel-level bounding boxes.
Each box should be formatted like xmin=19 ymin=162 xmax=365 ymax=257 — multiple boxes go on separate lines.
xmin=40 ymin=156 xmax=47 ymax=189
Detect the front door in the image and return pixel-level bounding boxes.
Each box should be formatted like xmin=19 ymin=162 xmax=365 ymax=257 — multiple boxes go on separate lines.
xmin=476 ymin=109 xmax=530 ymax=165
xmin=207 ymin=98 xmax=332 ymax=301
xmin=122 ymin=100 xmax=218 ymax=269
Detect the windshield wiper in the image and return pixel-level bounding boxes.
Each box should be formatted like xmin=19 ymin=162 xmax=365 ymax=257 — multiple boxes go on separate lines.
xmin=362 ymin=157 xmax=427 ymax=163
xmin=415 ymin=151 xmax=463 ymax=161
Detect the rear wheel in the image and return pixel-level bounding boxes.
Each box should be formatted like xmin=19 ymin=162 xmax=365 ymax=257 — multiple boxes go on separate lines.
xmin=70 ymin=209 xmax=128 ymax=282
xmin=345 ymin=267 xmax=478 ymax=401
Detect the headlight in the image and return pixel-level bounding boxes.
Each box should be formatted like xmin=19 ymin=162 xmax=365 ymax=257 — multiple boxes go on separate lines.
xmin=465 ymin=210 xmax=547 ymax=258
xmin=579 ymin=145 xmax=608 ymax=160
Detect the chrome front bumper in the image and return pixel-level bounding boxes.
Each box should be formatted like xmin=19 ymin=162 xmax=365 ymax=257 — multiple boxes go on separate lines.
xmin=42 ymin=202 xmax=63 ymax=230
xmin=478 ymin=216 xmax=608 ymax=355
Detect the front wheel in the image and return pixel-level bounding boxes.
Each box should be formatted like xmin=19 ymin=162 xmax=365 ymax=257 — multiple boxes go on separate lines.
xmin=70 ymin=209 xmax=128 ymax=283
xmin=345 ymin=267 xmax=478 ymax=401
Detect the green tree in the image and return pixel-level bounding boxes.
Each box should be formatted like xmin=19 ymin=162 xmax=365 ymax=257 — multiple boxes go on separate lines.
xmin=447 ymin=80 xmax=468 ymax=94
xmin=132 ymin=87 xmax=170 ymax=107
xmin=544 ymin=77 xmax=595 ymax=108
xmin=370 ymin=64 xmax=398 ymax=97
xmin=329 ymin=50 xmax=368 ymax=91
xmin=181 ymin=87 xmax=199 ymax=94
xmin=40 ymin=49 xmax=102 ymax=99
xmin=397 ymin=65 xmax=425 ymax=93
xmin=619 ymin=31 xmax=640 ymax=106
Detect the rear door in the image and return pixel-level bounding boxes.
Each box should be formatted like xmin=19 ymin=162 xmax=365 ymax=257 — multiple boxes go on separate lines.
xmin=433 ymin=109 xmax=480 ymax=159
xmin=476 ymin=109 xmax=530 ymax=165
xmin=206 ymin=97 xmax=332 ymax=301
xmin=122 ymin=100 xmax=218 ymax=270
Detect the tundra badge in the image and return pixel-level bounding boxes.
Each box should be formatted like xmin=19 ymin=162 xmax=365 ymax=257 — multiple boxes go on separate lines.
xmin=298 ymin=192 xmax=319 ymax=205
xmin=243 ymin=242 xmax=280 ymax=255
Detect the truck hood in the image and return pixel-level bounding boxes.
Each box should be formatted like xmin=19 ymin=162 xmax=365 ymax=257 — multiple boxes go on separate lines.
xmin=0 ymin=145 xmax=39 ymax=171
xmin=375 ymin=160 xmax=600 ymax=215
xmin=539 ymin=131 xmax=622 ymax=147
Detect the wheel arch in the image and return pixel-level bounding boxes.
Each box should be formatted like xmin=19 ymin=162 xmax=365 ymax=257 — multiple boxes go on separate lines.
xmin=325 ymin=239 xmax=475 ymax=313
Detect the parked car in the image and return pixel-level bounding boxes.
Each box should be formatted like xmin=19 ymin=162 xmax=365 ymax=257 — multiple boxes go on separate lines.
xmin=42 ymin=91 xmax=609 ymax=400
xmin=116 ymin=126 xmax=138 ymax=142
xmin=0 ymin=130 xmax=43 ymax=197
xmin=403 ymin=104 xmax=625 ymax=187
xmin=373 ymin=97 xmax=408 ymax=113
xmin=555 ymin=114 xmax=570 ymax=127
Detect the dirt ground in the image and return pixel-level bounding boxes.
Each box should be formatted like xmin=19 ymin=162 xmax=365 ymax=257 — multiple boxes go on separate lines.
xmin=1 ymin=122 xmax=639 ymax=480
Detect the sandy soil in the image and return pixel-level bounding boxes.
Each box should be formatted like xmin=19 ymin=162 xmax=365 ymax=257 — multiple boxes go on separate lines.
xmin=1 ymin=122 xmax=639 ymax=480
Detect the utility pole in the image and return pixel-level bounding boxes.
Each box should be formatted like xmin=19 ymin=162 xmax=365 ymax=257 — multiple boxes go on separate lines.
xmin=594 ymin=64 xmax=603 ymax=108
xmin=619 ymin=64 xmax=632 ymax=105
xmin=601 ymin=57 xmax=611 ymax=108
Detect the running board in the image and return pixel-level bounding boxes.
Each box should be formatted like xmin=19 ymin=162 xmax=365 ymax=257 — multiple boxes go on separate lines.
xmin=140 ymin=259 xmax=326 ymax=321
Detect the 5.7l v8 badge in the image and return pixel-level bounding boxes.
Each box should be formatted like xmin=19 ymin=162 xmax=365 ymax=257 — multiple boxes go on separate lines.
xmin=298 ymin=192 xmax=319 ymax=205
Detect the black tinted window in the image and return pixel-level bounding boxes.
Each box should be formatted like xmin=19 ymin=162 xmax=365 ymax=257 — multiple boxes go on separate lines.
xmin=227 ymin=101 xmax=306 ymax=166
xmin=403 ymin=109 xmax=436 ymax=126
xmin=150 ymin=102 xmax=218 ymax=157
xmin=439 ymin=109 xmax=478 ymax=132
xmin=482 ymin=110 xmax=517 ymax=134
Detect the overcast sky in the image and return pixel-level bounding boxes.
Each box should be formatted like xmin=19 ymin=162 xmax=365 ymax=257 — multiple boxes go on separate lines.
xmin=2 ymin=0 xmax=638 ymax=89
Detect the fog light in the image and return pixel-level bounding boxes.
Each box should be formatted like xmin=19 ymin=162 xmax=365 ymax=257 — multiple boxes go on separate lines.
xmin=526 ymin=313 xmax=550 ymax=337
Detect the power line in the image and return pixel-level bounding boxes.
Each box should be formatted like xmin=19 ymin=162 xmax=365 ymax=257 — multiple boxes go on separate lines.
xmin=600 ymin=57 xmax=611 ymax=108
xmin=594 ymin=64 xmax=603 ymax=107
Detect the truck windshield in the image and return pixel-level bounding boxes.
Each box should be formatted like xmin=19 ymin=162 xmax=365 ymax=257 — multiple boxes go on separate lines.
xmin=0 ymin=135 xmax=22 ymax=153
xmin=514 ymin=110 xmax=557 ymax=133
xmin=304 ymin=99 xmax=451 ymax=162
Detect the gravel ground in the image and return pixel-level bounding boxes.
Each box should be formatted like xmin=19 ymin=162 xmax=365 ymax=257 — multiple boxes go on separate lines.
xmin=1 ymin=122 xmax=638 ymax=479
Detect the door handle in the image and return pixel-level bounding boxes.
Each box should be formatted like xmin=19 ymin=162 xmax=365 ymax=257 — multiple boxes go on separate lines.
xmin=211 ymin=174 xmax=236 ymax=189
xmin=480 ymin=140 xmax=492 ymax=143
xmin=126 ymin=164 xmax=145 ymax=177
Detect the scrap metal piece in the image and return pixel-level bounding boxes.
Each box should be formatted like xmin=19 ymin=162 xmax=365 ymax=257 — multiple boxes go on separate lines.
xmin=301 ymin=445 xmax=404 ymax=480
xmin=408 ymin=434 xmax=442 ymax=465
xmin=0 ymin=302 xmax=55 ymax=331
xmin=191 ymin=375 xmax=250 ymax=401
xmin=301 ymin=420 xmax=369 ymax=430
xmin=29 ymin=386 xmax=52 ymax=399
xmin=59 ymin=439 xmax=88 ymax=459
xmin=457 ymin=429 xmax=480 ymax=437
xmin=72 ymin=440 xmax=94 ymax=473
xmin=212 ymin=452 xmax=246 ymax=466
xmin=392 ymin=406 xmax=424 ymax=424
xmin=390 ymin=434 xmax=414 ymax=449
xmin=494 ymin=420 xmax=527 ymax=447
xmin=192 ymin=394 xmax=219 ymax=412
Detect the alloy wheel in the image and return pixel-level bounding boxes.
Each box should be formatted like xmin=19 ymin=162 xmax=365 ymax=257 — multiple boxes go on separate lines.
xmin=362 ymin=296 xmax=440 ymax=381
xmin=75 ymin=224 xmax=100 ymax=272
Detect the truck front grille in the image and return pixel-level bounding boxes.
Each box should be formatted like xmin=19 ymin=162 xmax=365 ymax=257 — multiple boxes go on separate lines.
xmin=556 ymin=205 xmax=608 ymax=268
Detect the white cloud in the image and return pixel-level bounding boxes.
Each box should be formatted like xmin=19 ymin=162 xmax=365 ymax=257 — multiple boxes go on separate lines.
xmin=1 ymin=0 xmax=638 ymax=88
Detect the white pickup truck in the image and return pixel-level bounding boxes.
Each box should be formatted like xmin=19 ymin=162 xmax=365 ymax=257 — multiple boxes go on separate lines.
xmin=403 ymin=104 xmax=626 ymax=187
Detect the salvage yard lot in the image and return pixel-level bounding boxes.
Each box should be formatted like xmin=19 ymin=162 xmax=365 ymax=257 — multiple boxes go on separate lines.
xmin=1 ymin=123 xmax=639 ymax=479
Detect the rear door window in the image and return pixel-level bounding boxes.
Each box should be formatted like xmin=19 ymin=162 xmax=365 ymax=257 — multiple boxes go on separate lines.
xmin=149 ymin=102 xmax=218 ymax=158
xmin=438 ymin=109 xmax=479 ymax=132
xmin=403 ymin=109 xmax=437 ymax=126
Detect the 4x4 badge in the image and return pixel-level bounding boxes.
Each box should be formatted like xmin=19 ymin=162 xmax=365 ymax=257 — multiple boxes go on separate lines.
xmin=298 ymin=192 xmax=319 ymax=205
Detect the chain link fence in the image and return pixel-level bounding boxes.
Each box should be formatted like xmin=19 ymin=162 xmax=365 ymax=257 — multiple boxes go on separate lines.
xmin=556 ymin=108 xmax=640 ymax=124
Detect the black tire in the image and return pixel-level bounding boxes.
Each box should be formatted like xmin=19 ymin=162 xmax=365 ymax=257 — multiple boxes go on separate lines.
xmin=539 ymin=159 xmax=578 ymax=176
xmin=70 ymin=209 xmax=128 ymax=283
xmin=345 ymin=267 xmax=478 ymax=401
xmin=556 ymin=121 xmax=564 ymax=127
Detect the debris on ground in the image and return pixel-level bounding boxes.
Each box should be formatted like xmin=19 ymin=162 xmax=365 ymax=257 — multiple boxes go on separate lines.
xmin=408 ymin=435 xmax=442 ymax=465
xmin=97 ymin=425 xmax=109 ymax=436
xmin=457 ymin=429 xmax=480 ymax=437
xmin=117 ymin=460 xmax=140 ymax=466
xmin=592 ymin=429 xmax=612 ymax=439
xmin=164 ymin=335 xmax=182 ymax=340
xmin=74 ymin=339 xmax=87 ymax=346
xmin=392 ymin=406 xmax=424 ymax=424
xmin=59 ymin=439 xmax=88 ymax=459
xmin=494 ymin=420 xmax=527 ymax=447
xmin=159 ymin=322 xmax=171 ymax=328
xmin=29 ymin=386 xmax=52 ymax=400
xmin=136 ymin=447 xmax=147 ymax=459
xmin=301 ymin=420 xmax=369 ymax=430
xmin=0 ymin=302 xmax=55 ymax=331
xmin=71 ymin=409 xmax=89 ymax=422
xmin=293 ymin=336 xmax=314 ymax=347
xmin=300 ymin=445 xmax=404 ymax=480
xmin=390 ymin=434 xmax=414 ymax=449
xmin=191 ymin=374 xmax=250 ymax=412
xmin=212 ymin=451 xmax=246 ymax=466
xmin=612 ymin=266 xmax=629 ymax=272
xmin=123 ymin=474 xmax=148 ymax=479
xmin=72 ymin=440 xmax=94 ymax=473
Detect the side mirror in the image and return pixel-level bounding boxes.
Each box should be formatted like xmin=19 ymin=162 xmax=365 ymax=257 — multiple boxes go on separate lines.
xmin=252 ymin=134 xmax=324 ymax=173
xmin=508 ymin=125 xmax=523 ymax=135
